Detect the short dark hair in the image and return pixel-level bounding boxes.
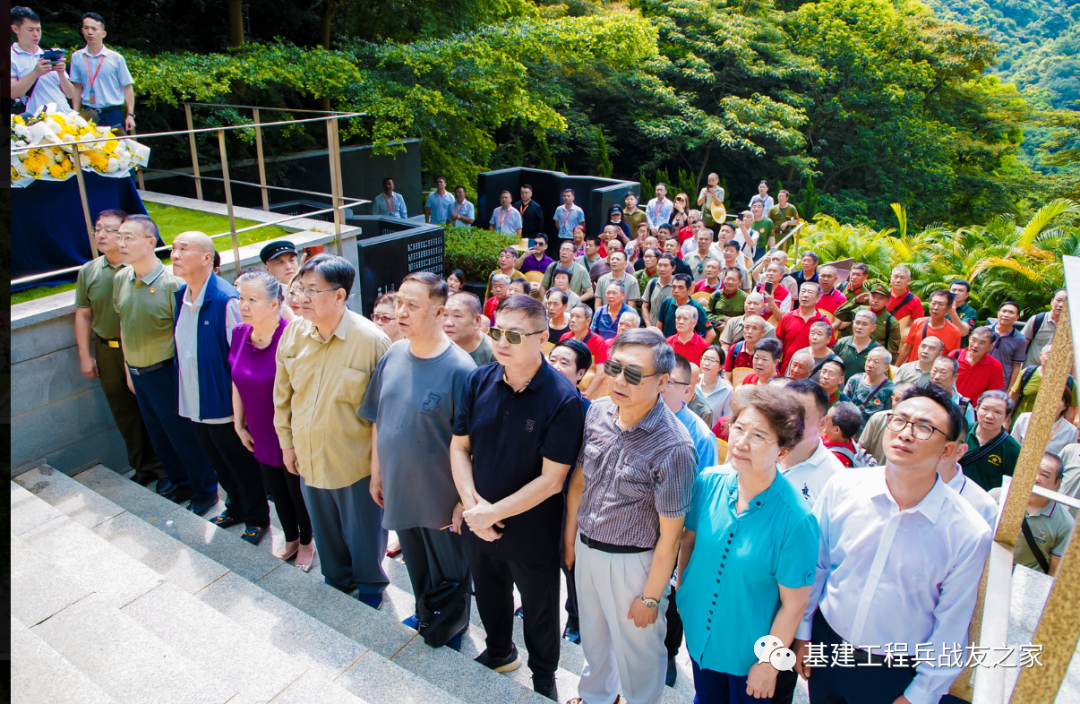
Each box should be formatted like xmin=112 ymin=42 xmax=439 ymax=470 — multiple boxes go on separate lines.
xmin=898 ymin=383 xmax=965 ymax=442
xmin=123 ymin=214 xmax=160 ymax=242
xmin=11 ymin=6 xmax=39 ymax=25
xmin=212 ymin=251 xmax=221 ymax=270
xmin=81 ymin=12 xmax=106 ymax=29
xmin=521 ymin=183 xmax=533 ymax=191
xmin=402 ymin=271 xmax=449 ymax=305
xmin=500 ymin=246 xmax=518 ymax=257
xmin=810 ymin=320 xmax=833 ymax=337
xmin=822 ymin=358 xmax=846 ymax=377
xmin=723 ymin=239 xmax=740 ymax=251
xmin=563 ymin=188 xmax=575 ymax=196
xmin=553 ymin=338 xmax=593 ymax=373
xmin=976 ymin=389 xmax=1013 ymax=416
xmin=657 ymin=223 xmax=673 ymax=233
xmin=703 ymin=344 xmax=725 ymax=367
xmin=852 ymin=263 xmax=870 ymax=274
xmin=755 ymin=337 xmax=783 ymax=362
xmin=969 ymin=326 xmax=994 ymax=343
xmin=930 ymin=289 xmax=955 ymax=307
xmin=500 ymin=190 xmax=513 ymax=198
xmin=382 ymin=176 xmax=394 ymax=186
xmin=801 ymin=251 xmax=820 ymax=264
xmin=999 ymin=300 xmax=1020 ymax=314
xmin=448 ymin=268 xmax=466 ymax=283
xmin=534 ymin=233 xmax=548 ymax=244
xmin=297 ymin=253 xmax=355 ymax=296
xmin=671 ymin=353 xmax=692 ymax=383
xmin=585 ymin=235 xmax=602 ymax=246
xmin=672 ymin=273 xmax=693 ymax=289
xmin=787 ymin=378 xmax=829 ymax=418
xmin=730 ymin=385 xmax=806 ymax=450
xmin=96 ymin=209 xmax=127 ymax=222
xmin=553 ymin=267 xmax=572 ymax=283
xmin=829 ymin=402 xmax=865 ymax=440
xmin=1044 ymin=452 xmax=1064 ymax=483
xmin=571 ymin=303 xmax=594 ymax=320
xmin=546 ymin=288 xmax=569 ymax=305
xmin=448 ymin=290 xmax=482 ymax=317
xmin=950 ymin=279 xmax=971 ymax=293
xmin=496 ymin=293 xmax=548 ymax=329
xmin=454 ymin=185 xmax=466 ymax=193
xmin=658 ymin=254 xmax=677 ymax=268
xmin=719 ymin=222 xmax=736 ymax=234
xmin=435 ymin=175 xmax=447 ymax=183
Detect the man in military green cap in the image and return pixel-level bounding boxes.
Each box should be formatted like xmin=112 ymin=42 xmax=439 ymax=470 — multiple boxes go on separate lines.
xmin=834 ymin=280 xmax=901 ymax=357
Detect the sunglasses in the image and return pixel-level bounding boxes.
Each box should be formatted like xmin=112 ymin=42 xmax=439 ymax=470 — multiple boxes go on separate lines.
xmin=489 ymin=327 xmax=544 ymax=345
xmin=604 ymin=359 xmax=662 ymax=385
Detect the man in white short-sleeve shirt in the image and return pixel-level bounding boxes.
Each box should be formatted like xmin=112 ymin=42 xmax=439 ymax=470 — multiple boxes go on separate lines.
xmin=10 ymin=6 xmax=75 ymax=115
xmin=69 ymin=12 xmax=136 ymax=132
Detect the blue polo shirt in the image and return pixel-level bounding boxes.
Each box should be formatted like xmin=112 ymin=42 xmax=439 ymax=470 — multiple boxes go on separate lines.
xmin=680 ymin=467 xmax=819 ymax=676
xmin=373 ymin=192 xmax=408 ymax=219
xmin=591 ymin=303 xmax=629 ymax=340
xmin=675 ymin=404 xmax=719 ymax=474
xmin=453 ymin=357 xmax=586 ymax=563
xmin=554 ymin=204 xmax=586 ymax=240
xmin=425 ymin=190 xmax=455 ymax=223
xmin=69 ymin=45 xmax=134 ymax=108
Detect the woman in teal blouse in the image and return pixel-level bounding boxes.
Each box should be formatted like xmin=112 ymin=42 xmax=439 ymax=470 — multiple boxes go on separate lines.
xmin=677 ymin=384 xmax=820 ymax=702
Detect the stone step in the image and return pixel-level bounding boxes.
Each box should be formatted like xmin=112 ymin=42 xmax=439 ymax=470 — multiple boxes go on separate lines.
xmin=16 ymin=466 xmax=539 ymax=704
xmin=11 ymin=614 xmax=116 ymax=704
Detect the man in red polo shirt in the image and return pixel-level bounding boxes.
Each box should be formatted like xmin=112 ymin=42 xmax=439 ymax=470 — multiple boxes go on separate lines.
xmin=952 ymin=326 xmax=1005 ymax=402
xmin=887 ymin=265 xmax=924 ymax=340
xmin=724 ymin=315 xmax=768 ymax=375
xmin=816 ymin=265 xmax=848 ymax=316
xmin=667 ymin=304 xmax=710 ymax=365
xmin=776 ymin=282 xmax=827 ymax=373
xmin=897 ymin=289 xmax=962 ymax=364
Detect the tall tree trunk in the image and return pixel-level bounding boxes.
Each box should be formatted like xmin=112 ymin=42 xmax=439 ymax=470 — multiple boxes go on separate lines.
xmin=229 ymin=0 xmax=244 ymax=47
xmin=321 ymin=0 xmax=337 ymax=50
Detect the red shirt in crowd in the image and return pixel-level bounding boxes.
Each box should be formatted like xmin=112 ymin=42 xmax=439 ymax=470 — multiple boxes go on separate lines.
xmin=816 ymin=287 xmax=848 ymax=315
xmin=903 ymin=318 xmax=962 ymax=363
xmin=725 ymin=341 xmax=755 ymax=374
xmin=776 ymin=308 xmax=829 ymax=373
xmin=677 ymin=225 xmax=695 ymax=247
xmin=560 ymin=330 xmax=609 ymax=364
xmin=484 ymin=296 xmax=501 ymax=324
xmin=951 ymin=349 xmax=1005 ymax=402
xmin=888 ymin=289 xmax=924 ymax=323
xmin=822 ymin=437 xmax=857 ymax=467
xmin=692 ymin=279 xmax=720 ymax=295
xmin=668 ymin=333 xmax=710 ymax=366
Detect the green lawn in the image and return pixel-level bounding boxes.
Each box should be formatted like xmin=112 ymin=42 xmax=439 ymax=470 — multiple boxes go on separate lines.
xmin=13 ymin=202 xmax=301 ymax=305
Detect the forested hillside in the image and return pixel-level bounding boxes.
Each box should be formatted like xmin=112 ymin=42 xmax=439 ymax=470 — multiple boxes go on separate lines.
xmin=31 ymin=0 xmax=1079 ymax=227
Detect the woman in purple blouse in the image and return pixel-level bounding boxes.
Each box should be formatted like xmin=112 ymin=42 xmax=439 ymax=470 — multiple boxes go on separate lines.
xmin=229 ymin=270 xmax=315 ymax=571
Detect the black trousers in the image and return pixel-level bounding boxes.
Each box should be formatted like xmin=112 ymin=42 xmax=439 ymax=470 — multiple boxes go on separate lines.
xmin=665 ymin=584 xmax=684 ymax=658
xmin=95 ymin=338 xmax=162 ymax=479
xmin=563 ymin=564 xmax=578 ymax=622
xmin=191 ymin=422 xmax=269 ymax=527
xmin=397 ymin=526 xmax=471 ymax=626
xmin=260 ymin=462 xmax=312 ymax=543
xmin=807 ymin=610 xmax=916 ymax=704
xmin=463 ymin=540 xmax=561 ymax=678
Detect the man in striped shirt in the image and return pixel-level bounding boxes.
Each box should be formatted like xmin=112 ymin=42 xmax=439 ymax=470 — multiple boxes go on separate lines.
xmin=565 ymin=328 xmax=697 ymax=704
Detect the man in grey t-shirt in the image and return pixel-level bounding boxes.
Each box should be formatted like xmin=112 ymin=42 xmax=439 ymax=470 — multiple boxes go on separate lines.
xmin=359 ymin=273 xmax=476 ymax=644
xmin=445 ymin=291 xmax=496 ymax=366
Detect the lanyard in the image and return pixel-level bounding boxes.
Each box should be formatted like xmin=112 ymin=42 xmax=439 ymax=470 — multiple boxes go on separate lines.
xmin=561 ymin=207 xmax=574 ymax=228
xmin=497 ymin=208 xmax=512 ymax=228
xmin=518 ymin=201 xmax=529 ymax=215
xmin=453 ymin=201 xmax=465 ymax=218
xmin=382 ymin=193 xmax=394 ymax=212
xmin=85 ymin=51 xmax=105 ymax=89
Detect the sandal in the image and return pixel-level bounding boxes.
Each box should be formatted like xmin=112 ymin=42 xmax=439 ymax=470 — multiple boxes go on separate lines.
xmin=241 ymin=525 xmax=267 ymax=545
xmin=209 ymin=513 xmax=241 ymax=529
xmin=274 ymin=539 xmax=300 ymax=561
xmin=386 ymin=538 xmax=402 ymax=558
xmin=296 ymin=540 xmax=316 ymax=572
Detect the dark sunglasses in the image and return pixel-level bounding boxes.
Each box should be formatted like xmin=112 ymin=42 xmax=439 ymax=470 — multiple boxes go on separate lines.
xmin=604 ymin=359 xmax=662 ymax=385
xmin=489 ymin=327 xmax=544 ymax=345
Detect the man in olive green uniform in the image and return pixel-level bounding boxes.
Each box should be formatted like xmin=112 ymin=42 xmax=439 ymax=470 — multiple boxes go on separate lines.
xmin=990 ymin=453 xmax=1074 ymax=575
xmin=833 ymin=281 xmax=902 ymax=357
xmin=75 ymin=209 xmax=162 ymax=486
xmin=114 ymin=214 xmax=218 ymax=508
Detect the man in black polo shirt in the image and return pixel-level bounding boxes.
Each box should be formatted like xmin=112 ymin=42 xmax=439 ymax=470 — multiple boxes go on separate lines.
xmin=514 ymin=183 xmax=545 ymax=240
xmin=451 ymin=294 xmax=586 ymax=700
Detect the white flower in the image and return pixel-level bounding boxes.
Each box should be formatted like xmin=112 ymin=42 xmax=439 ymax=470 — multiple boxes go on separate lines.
xmin=106 ymin=156 xmax=120 ymax=173
xmin=73 ymin=115 xmax=89 ymax=128
xmin=80 ymin=154 xmax=91 ymax=168
xmin=13 ymin=123 xmax=29 ymax=139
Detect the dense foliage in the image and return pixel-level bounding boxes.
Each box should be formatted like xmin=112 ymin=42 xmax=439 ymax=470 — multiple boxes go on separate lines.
xmin=32 ymin=0 xmax=1076 ymax=228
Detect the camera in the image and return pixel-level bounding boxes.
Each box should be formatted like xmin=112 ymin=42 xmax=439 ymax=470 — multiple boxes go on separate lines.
xmin=42 ymin=48 xmax=65 ymax=64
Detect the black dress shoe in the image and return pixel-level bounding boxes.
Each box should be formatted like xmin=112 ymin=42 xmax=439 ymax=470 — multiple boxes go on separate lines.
xmin=475 ymin=644 xmax=521 ymax=673
xmin=167 ymin=485 xmax=194 ymax=504
xmin=532 ymin=674 xmax=557 ymax=700
xmin=188 ymin=493 xmax=218 ymax=516
xmin=563 ymin=617 xmax=581 ymax=644
xmin=209 ymin=513 xmax=242 ymax=528
xmin=156 ymin=479 xmax=175 ymax=496
xmin=132 ymin=473 xmax=159 ymax=487
xmin=666 ymin=654 xmax=677 ymax=687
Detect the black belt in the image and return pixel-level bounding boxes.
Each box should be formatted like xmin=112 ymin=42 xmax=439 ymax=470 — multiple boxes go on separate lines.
xmin=97 ymin=336 xmax=121 ymax=349
xmin=579 ymin=533 xmax=651 ymax=554
xmin=128 ymin=359 xmax=172 ymax=376
xmin=92 ymin=105 xmax=125 ymax=114
xmin=816 ymin=612 xmax=907 ymax=667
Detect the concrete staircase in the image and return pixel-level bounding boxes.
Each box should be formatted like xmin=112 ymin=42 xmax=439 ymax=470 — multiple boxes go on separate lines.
xmin=13 ymin=463 xmax=743 ymax=704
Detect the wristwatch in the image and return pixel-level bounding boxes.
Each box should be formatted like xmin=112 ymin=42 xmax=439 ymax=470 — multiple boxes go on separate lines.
xmin=127 ymin=112 xmax=135 ymax=117
xmin=640 ymin=595 xmax=659 ymax=609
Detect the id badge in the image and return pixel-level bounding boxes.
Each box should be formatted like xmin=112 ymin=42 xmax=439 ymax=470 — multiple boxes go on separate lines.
xmin=87 ymin=86 xmax=96 ymax=104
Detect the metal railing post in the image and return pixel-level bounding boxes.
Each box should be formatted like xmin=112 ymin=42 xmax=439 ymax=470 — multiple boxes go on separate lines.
xmin=326 ymin=116 xmax=344 ymax=256
xmin=184 ymin=103 xmax=203 ymax=200
xmin=253 ymin=107 xmax=270 ymax=212
xmin=217 ymin=129 xmax=241 ymax=273
xmin=72 ymin=156 xmax=98 ymax=259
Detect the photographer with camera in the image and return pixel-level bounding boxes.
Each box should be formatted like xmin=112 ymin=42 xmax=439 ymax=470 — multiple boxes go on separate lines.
xmin=70 ymin=12 xmax=136 ymax=133
xmin=10 ymin=6 xmax=76 ymax=115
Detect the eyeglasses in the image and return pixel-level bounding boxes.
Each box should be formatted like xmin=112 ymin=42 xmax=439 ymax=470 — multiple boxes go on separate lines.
xmin=729 ymin=423 xmax=777 ymax=448
xmin=295 ymin=286 xmax=337 ymax=299
xmin=371 ymin=314 xmax=394 ymax=324
xmin=604 ymin=359 xmax=662 ymax=385
xmin=490 ymin=327 xmax=544 ymax=345
xmin=884 ymin=413 xmax=948 ymax=441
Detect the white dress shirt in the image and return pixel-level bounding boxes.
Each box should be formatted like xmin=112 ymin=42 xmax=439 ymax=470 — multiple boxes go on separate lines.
xmin=945 ymin=464 xmax=998 ymax=528
xmin=781 ymin=439 xmax=843 ymax=507
xmin=800 ymin=467 xmax=992 ymax=704
xmin=176 ymin=281 xmax=242 ymax=423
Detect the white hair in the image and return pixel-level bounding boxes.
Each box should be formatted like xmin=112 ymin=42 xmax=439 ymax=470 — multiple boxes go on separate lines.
xmin=676 ymin=304 xmax=699 ymax=323
xmin=492 ymin=274 xmax=511 ymax=285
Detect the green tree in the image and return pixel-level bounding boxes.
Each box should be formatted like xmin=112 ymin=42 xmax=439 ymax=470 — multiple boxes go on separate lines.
xmin=593 ymin=125 xmax=613 ymax=178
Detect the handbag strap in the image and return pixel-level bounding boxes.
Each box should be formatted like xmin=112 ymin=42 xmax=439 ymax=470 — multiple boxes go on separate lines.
xmin=1020 ymin=517 xmax=1051 ymax=574
xmin=961 ymin=429 xmax=1009 ymax=467
xmin=858 ymin=377 xmax=890 ymax=411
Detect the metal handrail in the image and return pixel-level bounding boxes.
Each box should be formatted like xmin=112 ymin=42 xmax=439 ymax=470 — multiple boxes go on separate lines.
xmin=11 ymin=200 xmax=363 ymax=288
xmin=138 ymin=166 xmax=369 ymax=203
xmin=10 ymin=110 xmax=367 ymax=154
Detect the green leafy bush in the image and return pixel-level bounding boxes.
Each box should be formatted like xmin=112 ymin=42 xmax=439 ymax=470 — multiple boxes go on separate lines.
xmin=444 ymin=225 xmax=520 ymax=283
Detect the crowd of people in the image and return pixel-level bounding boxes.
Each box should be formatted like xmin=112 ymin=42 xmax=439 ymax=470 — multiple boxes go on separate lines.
xmin=72 ymin=166 xmax=1076 ymax=704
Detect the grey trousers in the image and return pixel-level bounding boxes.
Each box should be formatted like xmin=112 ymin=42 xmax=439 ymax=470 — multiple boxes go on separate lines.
xmin=301 ymin=476 xmax=388 ymax=595
xmin=396 ymin=526 xmax=471 ymax=616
